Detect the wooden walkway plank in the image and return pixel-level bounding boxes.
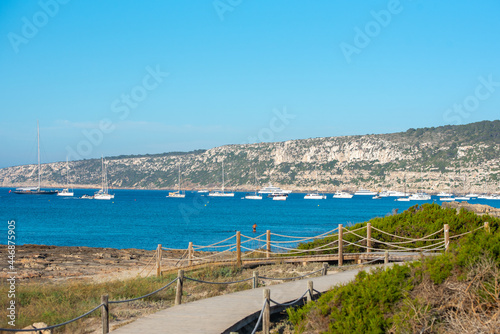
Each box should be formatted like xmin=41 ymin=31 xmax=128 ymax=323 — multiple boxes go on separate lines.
xmin=111 ymin=266 xmax=386 ymax=334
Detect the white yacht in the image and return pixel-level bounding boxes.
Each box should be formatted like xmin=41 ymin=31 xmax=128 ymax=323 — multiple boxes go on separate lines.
xmin=270 ymin=193 xmax=288 ymax=201
xmin=167 ymin=165 xmax=186 ymax=198
xmin=94 ymin=156 xmax=114 ymax=200
xmin=245 ymin=194 xmax=262 ymax=200
xmin=395 ymin=196 xmax=410 ymax=202
xmin=409 ymin=193 xmax=431 ymax=201
xmin=197 ymin=189 xmax=209 ymax=194
xmin=245 ymin=169 xmax=262 ymax=200
xmin=465 ymin=193 xmax=479 ymax=199
xmin=57 ymin=158 xmax=74 ymax=197
xmin=354 ymin=189 xmax=377 ymax=196
xmin=454 ymin=196 xmax=469 ymax=201
xmin=208 ymin=161 xmax=234 ymax=197
xmin=209 ymin=191 xmax=235 ymax=197
xmin=387 ymin=191 xmax=409 ymax=197
xmin=437 ymin=191 xmax=453 ymax=197
xmin=304 ymin=193 xmax=326 ymax=199
xmin=333 ymin=191 xmax=353 ymax=199
xmin=439 ymin=197 xmax=456 ymax=202
xmin=57 ymin=188 xmax=74 ymax=197
xmin=304 ymin=170 xmax=326 ymax=199
xmin=485 ymin=194 xmax=500 ymax=200
xmin=258 ymin=183 xmax=292 ymax=195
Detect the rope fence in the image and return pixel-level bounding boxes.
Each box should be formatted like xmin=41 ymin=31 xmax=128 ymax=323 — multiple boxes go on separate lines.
xmin=2 ymin=222 xmax=489 ymax=333
xmin=155 ymin=223 xmax=488 ymax=271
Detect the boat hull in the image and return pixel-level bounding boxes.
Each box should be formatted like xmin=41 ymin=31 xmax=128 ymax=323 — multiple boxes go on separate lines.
xmin=14 ymin=190 xmax=58 ymax=195
xmin=94 ymin=193 xmax=114 ymax=200
xmin=208 ymin=192 xmax=235 ymax=197
xmin=245 ymin=195 xmax=262 ymax=200
xmin=304 ymin=194 xmax=326 ymax=199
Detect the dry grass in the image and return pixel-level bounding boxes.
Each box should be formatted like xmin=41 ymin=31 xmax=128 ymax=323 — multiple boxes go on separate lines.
xmin=0 ymin=262 xmax=325 ymax=333
xmin=390 ymin=257 xmax=500 ymax=334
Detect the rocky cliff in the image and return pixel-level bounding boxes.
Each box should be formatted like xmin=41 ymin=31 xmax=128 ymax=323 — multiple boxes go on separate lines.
xmin=1 ymin=120 xmax=499 ymax=193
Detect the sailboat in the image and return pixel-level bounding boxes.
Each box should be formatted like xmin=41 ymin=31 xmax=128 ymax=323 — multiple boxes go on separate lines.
xmin=57 ymin=158 xmax=74 ymax=197
xmin=395 ymin=174 xmax=410 ymax=201
xmin=208 ymin=161 xmax=235 ymax=197
xmin=304 ymin=171 xmax=326 ymax=199
xmin=167 ymin=164 xmax=186 ymax=198
xmin=14 ymin=121 xmax=57 ymax=195
xmin=454 ymin=175 xmax=470 ymax=201
xmin=245 ymin=169 xmax=262 ymax=200
xmin=94 ymin=156 xmax=114 ymax=200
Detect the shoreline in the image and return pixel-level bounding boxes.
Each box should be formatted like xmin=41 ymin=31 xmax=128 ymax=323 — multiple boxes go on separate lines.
xmin=0 ymin=244 xmax=164 ymax=283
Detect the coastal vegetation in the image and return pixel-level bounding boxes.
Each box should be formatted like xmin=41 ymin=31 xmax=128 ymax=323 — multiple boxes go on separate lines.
xmin=286 ymin=204 xmax=500 ymax=333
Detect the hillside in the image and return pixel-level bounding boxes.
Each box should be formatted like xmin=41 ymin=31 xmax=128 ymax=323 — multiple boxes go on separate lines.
xmin=1 ymin=120 xmax=499 ymax=193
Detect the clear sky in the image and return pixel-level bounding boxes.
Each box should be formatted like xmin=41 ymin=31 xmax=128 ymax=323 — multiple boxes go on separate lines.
xmin=1 ymin=0 xmax=499 ymax=168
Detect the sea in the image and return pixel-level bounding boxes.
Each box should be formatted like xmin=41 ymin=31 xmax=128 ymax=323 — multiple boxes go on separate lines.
xmin=1 ymin=188 xmax=499 ymax=251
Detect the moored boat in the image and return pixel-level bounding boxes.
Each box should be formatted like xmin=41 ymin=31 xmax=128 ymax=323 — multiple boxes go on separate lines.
xmin=14 ymin=121 xmax=57 ymax=195
xmin=208 ymin=161 xmax=234 ymax=197
xmin=167 ymin=165 xmax=186 ymax=198
xmin=258 ymin=183 xmax=292 ymax=195
xmin=94 ymin=156 xmax=114 ymax=200
xmin=354 ymin=189 xmax=377 ymax=196
xmin=304 ymin=193 xmax=326 ymax=199
xmin=332 ymin=191 xmax=353 ymax=199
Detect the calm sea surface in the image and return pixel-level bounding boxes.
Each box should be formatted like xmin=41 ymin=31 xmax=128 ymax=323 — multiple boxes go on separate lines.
xmin=1 ymin=188 xmax=499 ymax=250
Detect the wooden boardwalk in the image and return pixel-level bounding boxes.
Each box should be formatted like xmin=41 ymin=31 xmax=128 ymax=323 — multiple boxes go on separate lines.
xmin=111 ymin=265 xmax=391 ymax=334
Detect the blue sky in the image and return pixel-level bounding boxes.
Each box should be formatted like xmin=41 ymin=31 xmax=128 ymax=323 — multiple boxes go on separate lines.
xmin=1 ymin=0 xmax=499 ymax=168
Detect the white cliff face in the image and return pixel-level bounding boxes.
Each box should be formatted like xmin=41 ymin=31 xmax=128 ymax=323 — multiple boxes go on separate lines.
xmin=1 ymin=129 xmax=499 ymax=193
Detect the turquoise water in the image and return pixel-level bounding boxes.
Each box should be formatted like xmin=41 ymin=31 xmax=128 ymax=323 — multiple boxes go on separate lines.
xmin=1 ymin=188 xmax=498 ymax=250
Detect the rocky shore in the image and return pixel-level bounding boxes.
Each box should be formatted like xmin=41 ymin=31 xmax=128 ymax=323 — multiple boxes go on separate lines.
xmin=442 ymin=201 xmax=500 ymax=217
xmin=0 ymin=245 xmax=164 ymax=283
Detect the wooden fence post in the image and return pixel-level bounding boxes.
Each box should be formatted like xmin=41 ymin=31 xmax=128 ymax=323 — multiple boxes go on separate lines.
xmin=263 ymin=289 xmax=270 ymax=334
xmin=307 ymin=281 xmax=313 ymax=303
xmin=338 ymin=224 xmax=343 ymax=267
xmin=322 ymin=263 xmax=328 ymax=276
xmin=188 ymin=242 xmax=193 ymax=266
xmin=444 ymin=224 xmax=449 ymax=252
xmin=175 ymin=269 xmax=184 ymax=305
xmin=156 ymin=244 xmax=162 ymax=277
xmin=366 ymin=223 xmax=371 ymax=254
xmin=485 ymin=221 xmax=490 ymax=233
xmin=266 ymin=230 xmax=271 ymax=258
xmin=236 ymin=231 xmax=241 ymax=267
xmin=101 ymin=294 xmax=109 ymax=334
xmin=253 ymin=271 xmax=259 ymax=289
xmin=384 ymin=251 xmax=389 ymax=266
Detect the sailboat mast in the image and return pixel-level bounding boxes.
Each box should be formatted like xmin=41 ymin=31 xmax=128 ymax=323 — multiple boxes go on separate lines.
xmin=178 ymin=164 xmax=181 ymax=192
xmin=222 ymin=161 xmax=225 ymax=192
xmin=101 ymin=156 xmax=105 ymax=192
xmin=66 ymin=157 xmax=70 ymax=190
xmin=37 ymin=120 xmax=41 ymax=190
